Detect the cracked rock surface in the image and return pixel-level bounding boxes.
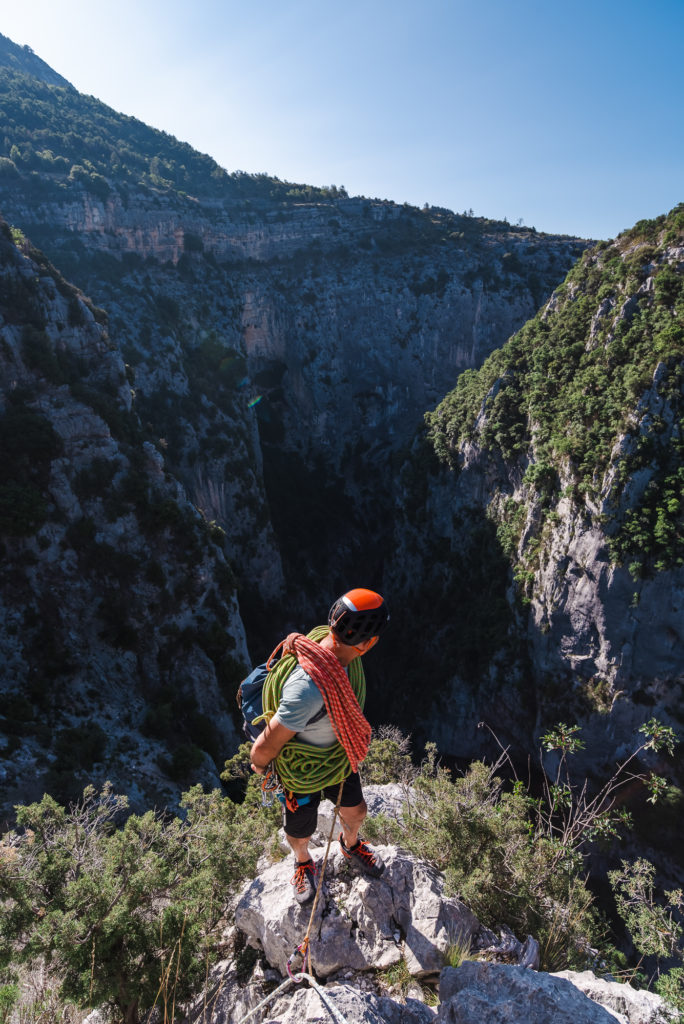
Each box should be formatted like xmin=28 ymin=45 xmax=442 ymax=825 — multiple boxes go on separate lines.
xmin=235 ymin=843 xmax=480 ymax=978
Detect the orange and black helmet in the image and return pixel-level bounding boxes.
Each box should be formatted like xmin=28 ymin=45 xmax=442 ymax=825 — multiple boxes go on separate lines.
xmin=328 ymin=588 xmax=389 ymax=647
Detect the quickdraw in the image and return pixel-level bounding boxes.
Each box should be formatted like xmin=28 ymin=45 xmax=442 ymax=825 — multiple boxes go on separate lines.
xmin=260 ymin=767 xmax=282 ymax=808
xmin=260 ymin=768 xmax=306 ymax=813
xmin=286 ymin=940 xmax=309 ymax=980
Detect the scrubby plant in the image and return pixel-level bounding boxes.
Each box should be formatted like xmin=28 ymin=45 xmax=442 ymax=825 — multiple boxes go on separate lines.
xmin=609 ymin=858 xmax=684 ymax=1013
xmin=361 ymin=725 xmax=413 ymax=784
xmin=442 ymin=927 xmax=472 ymax=969
xmin=0 ymin=782 xmax=280 ymax=1024
xmin=371 ymin=718 xmax=677 ymax=975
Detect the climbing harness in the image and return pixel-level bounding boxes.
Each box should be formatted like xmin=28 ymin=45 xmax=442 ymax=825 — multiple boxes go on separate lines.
xmin=236 ymin=779 xmax=347 ymax=1024
xmin=260 ymin=626 xmax=370 ymax=792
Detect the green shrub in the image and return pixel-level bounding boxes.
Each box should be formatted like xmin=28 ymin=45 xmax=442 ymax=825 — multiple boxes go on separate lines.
xmin=0 ymin=482 xmax=47 ymax=536
xmin=610 ymin=858 xmax=684 ymax=1014
xmin=53 ymin=723 xmax=108 ymax=771
xmin=0 ymin=984 xmax=18 ymax=1024
xmin=0 ymin=783 xmax=279 ymax=1024
xmin=362 ymin=726 xmax=413 ymax=784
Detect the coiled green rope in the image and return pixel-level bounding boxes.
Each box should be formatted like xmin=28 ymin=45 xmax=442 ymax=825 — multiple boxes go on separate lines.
xmin=261 ymin=626 xmax=366 ymax=793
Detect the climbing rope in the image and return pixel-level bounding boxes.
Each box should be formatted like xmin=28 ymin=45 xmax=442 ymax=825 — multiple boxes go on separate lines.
xmin=269 ymin=631 xmax=371 ymax=771
xmin=286 ymin=779 xmax=344 ymax=978
xmin=236 ymin=972 xmax=350 ymax=1024
xmin=260 ymin=626 xmax=368 ymax=792
xmin=236 ymin=781 xmax=348 ymax=1024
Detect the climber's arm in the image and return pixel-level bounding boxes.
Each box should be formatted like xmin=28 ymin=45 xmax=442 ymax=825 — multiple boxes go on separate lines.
xmin=250 ymin=718 xmax=296 ymax=773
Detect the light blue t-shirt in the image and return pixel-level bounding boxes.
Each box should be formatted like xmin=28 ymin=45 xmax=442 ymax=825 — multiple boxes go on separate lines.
xmin=273 ymin=666 xmax=336 ymax=747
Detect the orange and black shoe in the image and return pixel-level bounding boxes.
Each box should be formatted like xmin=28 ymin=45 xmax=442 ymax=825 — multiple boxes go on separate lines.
xmin=290 ymin=858 xmax=317 ymax=903
xmin=339 ymin=834 xmax=385 ymax=877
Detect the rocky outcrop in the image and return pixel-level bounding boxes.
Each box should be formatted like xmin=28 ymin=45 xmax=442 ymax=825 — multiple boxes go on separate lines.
xmin=197 ymin=963 xmax=677 ymax=1024
xmin=553 ymin=970 xmax=678 ymax=1024
xmin=198 ymin=965 xmax=437 ymax=1024
xmin=436 ymin=963 xmax=678 ymax=1024
xmin=198 ymin=819 xmax=676 ymax=1024
xmin=235 ymin=844 xmax=480 ymax=978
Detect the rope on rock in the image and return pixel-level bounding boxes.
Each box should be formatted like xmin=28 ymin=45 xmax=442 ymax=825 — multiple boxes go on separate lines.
xmin=237 ymin=781 xmax=347 ymax=1024
xmin=260 ymin=626 xmax=368 ymax=793
xmin=236 ymin=972 xmax=350 ymax=1024
xmin=287 ymin=779 xmax=344 ymax=979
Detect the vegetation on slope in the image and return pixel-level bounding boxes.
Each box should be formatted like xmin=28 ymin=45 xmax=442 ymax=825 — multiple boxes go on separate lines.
xmin=0 ymin=721 xmax=681 ymax=1022
xmin=0 ymin=50 xmax=589 ymax=263
xmin=0 ymin=61 xmax=338 ymax=205
xmin=425 ymin=204 xmax=684 ymax=579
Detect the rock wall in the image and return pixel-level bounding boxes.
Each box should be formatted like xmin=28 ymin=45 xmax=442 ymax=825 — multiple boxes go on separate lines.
xmin=0 ymin=221 xmax=248 ymax=817
xmin=389 ymin=219 xmax=684 ymax=770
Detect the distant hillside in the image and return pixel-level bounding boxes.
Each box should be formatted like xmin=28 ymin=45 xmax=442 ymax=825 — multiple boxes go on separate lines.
xmin=0 ymin=32 xmax=72 ymax=88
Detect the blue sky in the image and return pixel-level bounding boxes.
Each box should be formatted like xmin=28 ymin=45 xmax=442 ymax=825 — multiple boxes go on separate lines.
xmin=2 ymin=0 xmax=682 ymax=239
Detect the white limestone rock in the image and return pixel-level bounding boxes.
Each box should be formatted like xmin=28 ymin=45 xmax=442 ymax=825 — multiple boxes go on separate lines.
xmin=554 ymin=970 xmax=680 ymax=1024
xmin=436 ymin=962 xmax=629 ymax=1024
xmin=235 ymin=845 xmax=479 ymax=979
xmin=196 ymin=965 xmax=436 ymax=1024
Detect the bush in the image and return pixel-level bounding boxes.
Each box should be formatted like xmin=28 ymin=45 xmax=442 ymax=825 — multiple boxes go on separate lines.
xmin=0 ymin=783 xmax=280 ymax=1024
xmin=0 ymin=482 xmax=47 ymax=536
xmin=367 ymin=719 xmax=677 ymax=973
xmin=362 ymin=725 xmax=413 ymax=784
xmin=53 ymin=723 xmax=108 ymax=771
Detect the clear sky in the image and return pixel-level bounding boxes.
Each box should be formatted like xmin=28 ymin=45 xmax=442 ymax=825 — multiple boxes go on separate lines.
xmin=2 ymin=0 xmax=682 ymax=240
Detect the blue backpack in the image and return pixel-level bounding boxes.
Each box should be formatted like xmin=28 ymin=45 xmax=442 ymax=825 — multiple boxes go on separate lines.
xmin=237 ymin=660 xmax=328 ymax=743
xmin=237 ymin=662 xmax=271 ymax=742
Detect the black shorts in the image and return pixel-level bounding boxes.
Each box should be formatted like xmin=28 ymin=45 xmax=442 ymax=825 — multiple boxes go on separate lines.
xmin=283 ymin=772 xmax=364 ymax=839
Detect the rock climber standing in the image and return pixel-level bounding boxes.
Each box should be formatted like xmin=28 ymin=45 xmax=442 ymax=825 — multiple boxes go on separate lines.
xmin=249 ymin=588 xmax=389 ymax=903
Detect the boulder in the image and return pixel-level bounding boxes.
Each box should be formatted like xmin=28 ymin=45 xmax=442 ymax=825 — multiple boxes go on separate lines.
xmin=554 ymin=970 xmax=679 ymax=1024
xmin=196 ymin=964 xmax=436 ymax=1023
xmin=436 ymin=962 xmax=624 ymax=1023
xmin=258 ymin=981 xmax=435 ymax=1024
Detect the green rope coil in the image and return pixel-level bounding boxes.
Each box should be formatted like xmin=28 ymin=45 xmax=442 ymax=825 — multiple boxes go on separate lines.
xmin=261 ymin=625 xmax=366 ymax=793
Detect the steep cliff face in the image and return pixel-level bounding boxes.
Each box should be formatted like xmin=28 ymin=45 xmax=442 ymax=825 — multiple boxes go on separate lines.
xmin=0 ymin=45 xmax=596 ymax=810
xmin=397 ymin=206 xmax=684 ymax=766
xmin=0 ymin=221 xmax=249 ymax=817
xmin=0 ymin=55 xmax=588 ymax=639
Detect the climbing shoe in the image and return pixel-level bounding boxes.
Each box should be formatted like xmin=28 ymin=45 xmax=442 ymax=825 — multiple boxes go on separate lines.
xmin=339 ymin=834 xmax=385 ymax=877
xmin=291 ymin=858 xmax=317 ymax=903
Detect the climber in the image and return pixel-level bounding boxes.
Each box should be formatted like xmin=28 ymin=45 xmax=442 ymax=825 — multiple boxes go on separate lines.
xmin=249 ymin=588 xmax=390 ymax=904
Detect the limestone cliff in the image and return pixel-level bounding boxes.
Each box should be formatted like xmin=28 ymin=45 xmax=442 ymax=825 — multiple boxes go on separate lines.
xmin=0 ymin=53 xmax=588 ymax=637
xmin=395 ymin=206 xmax=684 ymax=773
xmin=0 ymin=220 xmax=248 ymax=817
xmin=0 ymin=41 xmax=612 ymax=814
